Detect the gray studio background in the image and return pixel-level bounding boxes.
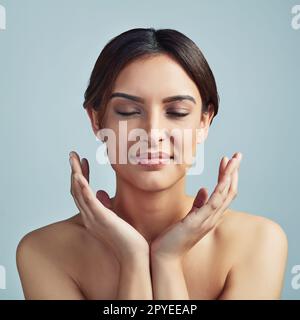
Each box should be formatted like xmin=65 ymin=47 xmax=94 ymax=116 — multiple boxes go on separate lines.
xmin=0 ymin=0 xmax=299 ymax=299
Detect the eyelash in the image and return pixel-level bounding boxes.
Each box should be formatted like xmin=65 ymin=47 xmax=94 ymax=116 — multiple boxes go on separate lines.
xmin=116 ymin=111 xmax=189 ymax=118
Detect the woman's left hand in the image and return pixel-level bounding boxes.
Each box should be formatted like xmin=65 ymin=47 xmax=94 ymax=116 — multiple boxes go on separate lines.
xmin=150 ymin=152 xmax=243 ymax=261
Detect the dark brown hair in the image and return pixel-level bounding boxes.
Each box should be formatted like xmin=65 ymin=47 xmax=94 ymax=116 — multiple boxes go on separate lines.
xmin=83 ymin=27 xmax=219 ymax=127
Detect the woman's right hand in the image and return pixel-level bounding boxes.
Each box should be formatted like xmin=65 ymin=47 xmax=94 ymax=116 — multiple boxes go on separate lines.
xmin=69 ymin=151 xmax=149 ymax=263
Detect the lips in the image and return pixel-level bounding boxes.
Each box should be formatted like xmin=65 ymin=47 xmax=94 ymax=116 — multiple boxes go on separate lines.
xmin=137 ymin=151 xmax=173 ymax=160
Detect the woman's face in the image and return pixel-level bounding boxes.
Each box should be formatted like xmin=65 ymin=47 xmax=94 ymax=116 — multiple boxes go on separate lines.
xmin=92 ymin=54 xmax=212 ymax=191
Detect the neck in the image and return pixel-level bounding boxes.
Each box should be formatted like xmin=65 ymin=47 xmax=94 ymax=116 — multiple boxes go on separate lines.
xmin=110 ymin=175 xmax=194 ymax=244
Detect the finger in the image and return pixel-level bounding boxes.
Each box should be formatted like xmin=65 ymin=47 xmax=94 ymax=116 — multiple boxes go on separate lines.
xmin=69 ymin=152 xmax=92 ymax=215
xmin=69 ymin=151 xmax=83 ymax=175
xmin=179 ymin=155 xmax=242 ymax=247
xmin=179 ymin=175 xmax=231 ymax=241
xmin=228 ymin=160 xmax=240 ymax=201
xmin=81 ymin=158 xmax=90 ymax=183
xmin=96 ymin=190 xmax=113 ymax=210
xmin=72 ymin=186 xmax=90 ymax=227
xmin=69 ymin=152 xmax=96 ymax=227
xmin=208 ymin=154 xmax=242 ymax=225
xmin=69 ymin=152 xmax=82 ymax=206
xmin=223 ymin=153 xmax=241 ymax=181
xmin=232 ymin=152 xmax=242 ymax=165
xmin=182 ymin=154 xmax=241 ymax=229
xmin=209 ymin=169 xmax=239 ymax=227
xmin=223 ymin=152 xmax=242 ymax=193
xmin=218 ymin=156 xmax=229 ymax=183
xmin=203 ymin=157 xmax=239 ymax=216
xmin=71 ymin=173 xmax=95 ymax=223
xmin=74 ymin=173 xmax=111 ymax=223
xmin=181 ymin=188 xmax=210 ymax=228
xmin=218 ymin=152 xmax=242 ymax=182
xmin=214 ymin=155 xmax=242 ymax=218
xmin=187 ymin=155 xmax=232 ymax=220
xmin=192 ymin=188 xmax=209 ymax=209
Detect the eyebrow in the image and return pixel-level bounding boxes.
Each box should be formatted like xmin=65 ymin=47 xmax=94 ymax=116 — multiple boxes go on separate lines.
xmin=109 ymin=92 xmax=196 ymax=104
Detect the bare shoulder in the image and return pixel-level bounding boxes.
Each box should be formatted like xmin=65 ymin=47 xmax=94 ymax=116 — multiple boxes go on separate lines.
xmin=16 ymin=213 xmax=86 ymax=259
xmin=215 ymin=208 xmax=288 ymax=249
xmin=16 ymin=213 xmax=106 ymax=299
xmin=16 ymin=212 xmax=112 ymax=268
xmin=213 ymin=209 xmax=288 ymax=299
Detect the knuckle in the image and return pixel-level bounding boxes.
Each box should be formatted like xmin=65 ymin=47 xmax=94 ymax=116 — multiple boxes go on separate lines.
xmin=217 ymin=187 xmax=223 ymax=195
xmin=82 ymin=190 xmax=92 ymax=203
xmin=208 ymin=200 xmax=218 ymax=211
xmin=84 ymin=221 xmax=91 ymax=230
xmin=204 ymin=219 xmax=214 ymax=231
xmin=184 ymin=212 xmax=197 ymax=228
xmin=184 ymin=213 xmax=194 ymax=225
xmin=85 ymin=195 xmax=93 ymax=203
xmin=221 ymin=191 xmax=227 ymax=201
xmin=231 ymin=190 xmax=238 ymax=199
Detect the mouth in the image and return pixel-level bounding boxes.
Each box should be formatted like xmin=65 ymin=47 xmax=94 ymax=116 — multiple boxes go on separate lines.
xmin=137 ymin=151 xmax=174 ymax=160
xmin=133 ymin=151 xmax=174 ymax=166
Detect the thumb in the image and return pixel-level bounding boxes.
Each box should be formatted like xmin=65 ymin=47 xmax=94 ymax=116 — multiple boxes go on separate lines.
xmin=96 ymin=190 xmax=113 ymax=210
xmin=192 ymin=188 xmax=209 ymax=209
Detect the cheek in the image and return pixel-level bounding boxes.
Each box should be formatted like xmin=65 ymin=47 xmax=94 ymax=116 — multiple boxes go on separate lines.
xmin=105 ymin=135 xmax=198 ymax=171
xmin=172 ymin=128 xmax=198 ymax=167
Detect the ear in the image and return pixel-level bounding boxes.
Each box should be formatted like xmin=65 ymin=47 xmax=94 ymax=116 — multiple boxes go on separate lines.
xmin=196 ymin=104 xmax=215 ymax=144
xmin=86 ymin=108 xmax=102 ymax=139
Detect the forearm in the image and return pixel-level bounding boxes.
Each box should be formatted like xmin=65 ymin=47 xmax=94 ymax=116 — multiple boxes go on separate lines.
xmin=151 ymin=256 xmax=190 ymax=300
xmin=116 ymin=255 xmax=153 ymax=300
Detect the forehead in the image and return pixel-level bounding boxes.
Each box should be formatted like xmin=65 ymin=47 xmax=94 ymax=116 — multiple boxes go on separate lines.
xmin=111 ymin=54 xmax=202 ymax=104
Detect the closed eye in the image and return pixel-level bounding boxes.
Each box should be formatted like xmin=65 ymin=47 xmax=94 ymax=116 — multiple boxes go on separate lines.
xmin=167 ymin=112 xmax=189 ymax=117
xmin=116 ymin=111 xmax=140 ymax=116
xmin=116 ymin=111 xmax=189 ymax=117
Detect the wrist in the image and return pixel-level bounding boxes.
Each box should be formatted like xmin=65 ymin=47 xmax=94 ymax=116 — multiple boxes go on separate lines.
xmin=150 ymin=251 xmax=183 ymax=267
xmin=117 ymin=244 xmax=150 ymax=264
xmin=119 ymin=252 xmax=150 ymax=269
xmin=151 ymin=254 xmax=184 ymax=281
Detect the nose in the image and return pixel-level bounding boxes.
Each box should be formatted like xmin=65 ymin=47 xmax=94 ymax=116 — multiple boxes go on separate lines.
xmin=141 ymin=108 xmax=169 ymax=148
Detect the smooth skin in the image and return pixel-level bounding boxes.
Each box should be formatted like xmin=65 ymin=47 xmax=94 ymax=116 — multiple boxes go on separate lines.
xmin=70 ymin=150 xmax=242 ymax=300
xmin=16 ymin=151 xmax=288 ymax=300
xmin=16 ymin=54 xmax=288 ymax=300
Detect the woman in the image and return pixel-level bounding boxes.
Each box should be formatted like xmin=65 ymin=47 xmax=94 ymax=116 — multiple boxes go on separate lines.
xmin=16 ymin=28 xmax=288 ymax=300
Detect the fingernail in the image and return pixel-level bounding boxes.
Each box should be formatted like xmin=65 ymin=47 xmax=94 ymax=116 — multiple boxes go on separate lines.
xmin=69 ymin=157 xmax=73 ymax=167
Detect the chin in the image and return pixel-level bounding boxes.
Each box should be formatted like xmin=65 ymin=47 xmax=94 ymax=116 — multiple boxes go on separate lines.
xmin=118 ymin=164 xmax=187 ymax=192
xmin=133 ymin=173 xmax=174 ymax=191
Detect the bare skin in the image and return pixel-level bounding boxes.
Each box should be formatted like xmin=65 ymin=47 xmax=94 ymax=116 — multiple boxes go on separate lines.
xmin=16 ymin=206 xmax=288 ymax=299
xmin=16 ymin=54 xmax=288 ymax=299
xmin=16 ymin=153 xmax=288 ymax=300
